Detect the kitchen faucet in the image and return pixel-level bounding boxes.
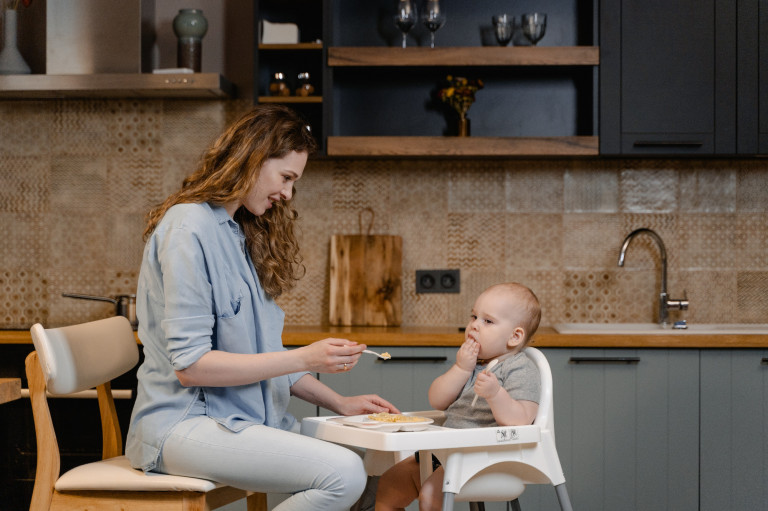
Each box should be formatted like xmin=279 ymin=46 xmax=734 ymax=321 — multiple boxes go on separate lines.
xmin=618 ymin=228 xmax=688 ymax=327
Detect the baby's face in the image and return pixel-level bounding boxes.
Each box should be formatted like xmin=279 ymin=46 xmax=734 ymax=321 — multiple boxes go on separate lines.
xmin=465 ymin=287 xmax=524 ymax=360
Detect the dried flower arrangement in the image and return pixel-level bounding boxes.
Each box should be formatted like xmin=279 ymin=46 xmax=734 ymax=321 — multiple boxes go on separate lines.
xmin=437 ymin=75 xmax=484 ymax=121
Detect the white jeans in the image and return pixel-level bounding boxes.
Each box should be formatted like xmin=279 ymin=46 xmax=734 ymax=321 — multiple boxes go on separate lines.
xmin=157 ymin=416 xmax=367 ymax=511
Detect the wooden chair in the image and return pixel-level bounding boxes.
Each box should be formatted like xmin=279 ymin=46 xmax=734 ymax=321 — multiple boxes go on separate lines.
xmin=27 ymin=316 xmax=266 ymax=511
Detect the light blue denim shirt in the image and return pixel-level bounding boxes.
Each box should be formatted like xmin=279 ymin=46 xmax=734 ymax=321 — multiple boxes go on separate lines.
xmin=126 ymin=202 xmax=308 ymax=471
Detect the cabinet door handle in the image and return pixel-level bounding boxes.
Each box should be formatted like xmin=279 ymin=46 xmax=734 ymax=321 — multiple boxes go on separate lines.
xmin=761 ymin=358 xmax=768 ymax=365
xmin=383 ymin=356 xmax=448 ymax=363
xmin=633 ymin=140 xmax=703 ymax=147
xmin=569 ymin=357 xmax=640 ymax=364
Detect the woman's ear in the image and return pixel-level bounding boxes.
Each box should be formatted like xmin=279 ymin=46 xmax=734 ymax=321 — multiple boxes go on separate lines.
xmin=507 ymin=326 xmax=526 ymax=348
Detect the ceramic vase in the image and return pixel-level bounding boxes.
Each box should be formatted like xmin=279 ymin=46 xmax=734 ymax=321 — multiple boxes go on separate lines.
xmin=0 ymin=9 xmax=31 ymax=75
xmin=172 ymin=8 xmax=208 ymax=72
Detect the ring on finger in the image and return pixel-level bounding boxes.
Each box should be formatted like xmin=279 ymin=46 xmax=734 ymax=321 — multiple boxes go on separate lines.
xmin=343 ymin=363 xmax=348 ymax=370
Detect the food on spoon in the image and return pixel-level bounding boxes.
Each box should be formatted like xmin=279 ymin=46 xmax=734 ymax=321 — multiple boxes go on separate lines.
xmin=380 ymin=351 xmax=391 ymax=359
xmin=367 ymin=412 xmax=430 ymax=423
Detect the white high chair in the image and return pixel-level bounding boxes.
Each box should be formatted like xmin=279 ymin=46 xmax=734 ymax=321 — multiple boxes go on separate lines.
xmin=27 ymin=316 xmax=265 ymax=511
xmin=417 ymin=347 xmax=573 ymax=511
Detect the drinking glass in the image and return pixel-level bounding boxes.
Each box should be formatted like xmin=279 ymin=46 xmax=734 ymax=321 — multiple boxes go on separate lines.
xmin=422 ymin=0 xmax=446 ymax=48
xmin=393 ymin=0 xmax=416 ymax=49
xmin=492 ymin=14 xmax=514 ymax=46
xmin=521 ymin=13 xmax=547 ymax=46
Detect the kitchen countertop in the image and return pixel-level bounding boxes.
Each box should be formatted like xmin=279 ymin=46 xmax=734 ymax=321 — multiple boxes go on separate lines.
xmin=2 ymin=326 xmax=767 ymax=348
xmin=0 ymin=378 xmax=21 ymax=405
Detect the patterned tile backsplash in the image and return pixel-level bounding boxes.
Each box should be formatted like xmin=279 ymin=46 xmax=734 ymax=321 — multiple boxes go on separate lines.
xmin=1 ymin=99 xmax=767 ymax=329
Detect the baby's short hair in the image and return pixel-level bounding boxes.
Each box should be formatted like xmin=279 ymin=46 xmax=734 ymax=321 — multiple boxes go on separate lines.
xmin=487 ymin=282 xmax=541 ymax=343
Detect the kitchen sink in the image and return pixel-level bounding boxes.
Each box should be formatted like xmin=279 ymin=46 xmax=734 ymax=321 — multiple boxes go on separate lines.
xmin=553 ymin=323 xmax=768 ymax=335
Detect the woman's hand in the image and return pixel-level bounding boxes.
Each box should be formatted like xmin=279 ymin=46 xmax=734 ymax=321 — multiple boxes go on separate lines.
xmin=474 ymin=370 xmax=501 ymax=401
xmin=291 ymin=375 xmax=400 ymax=416
xmin=455 ymin=338 xmax=480 ymax=372
xmin=336 ymin=394 xmax=401 ymax=416
xmin=298 ymin=338 xmax=365 ymax=373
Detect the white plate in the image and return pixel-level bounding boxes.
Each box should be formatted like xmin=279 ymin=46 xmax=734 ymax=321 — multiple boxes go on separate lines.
xmin=331 ymin=414 xmax=434 ymax=432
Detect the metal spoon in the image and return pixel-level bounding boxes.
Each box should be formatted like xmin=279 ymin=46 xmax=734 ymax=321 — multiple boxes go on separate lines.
xmin=363 ymin=349 xmax=392 ymax=360
xmin=471 ymin=359 xmax=499 ymax=407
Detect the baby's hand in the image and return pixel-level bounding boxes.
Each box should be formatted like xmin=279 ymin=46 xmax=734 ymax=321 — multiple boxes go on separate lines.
xmin=474 ymin=370 xmax=501 ymax=400
xmin=455 ymin=338 xmax=479 ymax=372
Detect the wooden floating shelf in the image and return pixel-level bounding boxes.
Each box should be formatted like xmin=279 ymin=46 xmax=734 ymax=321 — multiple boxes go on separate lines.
xmin=0 ymin=73 xmax=234 ymax=99
xmin=259 ymin=43 xmax=323 ymax=50
xmin=327 ymin=136 xmax=599 ymax=157
xmin=258 ymin=96 xmax=323 ymax=104
xmin=328 ymin=46 xmax=600 ymax=67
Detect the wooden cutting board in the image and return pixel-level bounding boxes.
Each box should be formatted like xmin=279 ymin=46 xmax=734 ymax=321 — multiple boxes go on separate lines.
xmin=329 ymin=234 xmax=402 ymax=326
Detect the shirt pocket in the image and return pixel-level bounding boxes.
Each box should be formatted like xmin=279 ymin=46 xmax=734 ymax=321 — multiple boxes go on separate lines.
xmin=215 ymin=270 xmax=246 ymax=319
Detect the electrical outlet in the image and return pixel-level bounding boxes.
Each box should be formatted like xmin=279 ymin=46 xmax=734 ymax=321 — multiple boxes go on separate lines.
xmin=415 ymin=269 xmax=460 ymax=294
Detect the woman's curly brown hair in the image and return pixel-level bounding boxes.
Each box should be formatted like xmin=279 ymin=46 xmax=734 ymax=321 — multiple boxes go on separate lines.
xmin=143 ymin=104 xmax=318 ymax=298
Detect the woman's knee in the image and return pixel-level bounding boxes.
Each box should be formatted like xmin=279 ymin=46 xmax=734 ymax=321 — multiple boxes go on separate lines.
xmin=319 ymin=448 xmax=367 ymax=503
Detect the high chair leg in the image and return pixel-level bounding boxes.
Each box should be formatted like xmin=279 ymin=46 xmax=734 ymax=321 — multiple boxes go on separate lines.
xmin=555 ymin=483 xmax=573 ymax=511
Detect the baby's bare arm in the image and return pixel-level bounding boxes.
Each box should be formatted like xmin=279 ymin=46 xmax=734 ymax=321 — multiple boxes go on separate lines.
xmin=483 ymin=378 xmax=538 ymax=426
xmin=428 ymin=339 xmax=478 ymax=409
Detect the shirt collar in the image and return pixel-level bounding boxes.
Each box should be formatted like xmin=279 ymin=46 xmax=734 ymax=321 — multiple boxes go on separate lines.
xmin=208 ymin=203 xmax=243 ymax=238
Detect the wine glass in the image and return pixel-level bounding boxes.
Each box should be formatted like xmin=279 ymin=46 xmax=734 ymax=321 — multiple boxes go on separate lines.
xmin=521 ymin=13 xmax=547 ymax=46
xmin=492 ymin=14 xmax=514 ymax=46
xmin=393 ymin=0 xmax=416 ymax=49
xmin=422 ymin=0 xmax=446 ymax=49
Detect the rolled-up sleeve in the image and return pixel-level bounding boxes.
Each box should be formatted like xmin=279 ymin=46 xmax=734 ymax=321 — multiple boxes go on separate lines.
xmin=287 ymin=369 xmax=310 ymax=387
xmin=156 ymin=223 xmax=216 ymax=371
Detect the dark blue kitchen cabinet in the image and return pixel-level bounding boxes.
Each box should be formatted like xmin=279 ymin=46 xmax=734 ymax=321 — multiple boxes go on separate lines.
xmin=599 ymin=0 xmax=737 ymax=155
xmin=600 ymin=0 xmax=767 ymax=156
xmin=761 ymin=1 xmax=768 ymax=154
xmin=737 ymin=0 xmax=768 ymax=154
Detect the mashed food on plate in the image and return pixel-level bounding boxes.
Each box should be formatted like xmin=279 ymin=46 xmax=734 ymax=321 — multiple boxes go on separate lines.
xmin=367 ymin=412 xmax=430 ymax=423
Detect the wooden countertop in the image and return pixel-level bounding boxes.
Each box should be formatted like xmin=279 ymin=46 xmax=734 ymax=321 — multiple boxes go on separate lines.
xmin=3 ymin=326 xmax=767 ymax=349
xmin=0 ymin=378 xmax=21 ymax=405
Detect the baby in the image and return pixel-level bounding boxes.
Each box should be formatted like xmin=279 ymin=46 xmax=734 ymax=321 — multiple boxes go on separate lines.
xmin=375 ymin=282 xmax=542 ymax=511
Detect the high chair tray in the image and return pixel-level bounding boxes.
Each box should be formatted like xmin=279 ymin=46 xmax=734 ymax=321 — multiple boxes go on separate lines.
xmin=300 ymin=415 xmax=541 ymax=453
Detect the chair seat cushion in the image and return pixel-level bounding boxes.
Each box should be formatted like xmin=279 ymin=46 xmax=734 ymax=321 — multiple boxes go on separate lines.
xmin=55 ymin=456 xmax=222 ymax=492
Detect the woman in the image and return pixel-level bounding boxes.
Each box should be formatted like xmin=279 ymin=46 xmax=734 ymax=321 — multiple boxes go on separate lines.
xmin=126 ymin=105 xmax=398 ymax=510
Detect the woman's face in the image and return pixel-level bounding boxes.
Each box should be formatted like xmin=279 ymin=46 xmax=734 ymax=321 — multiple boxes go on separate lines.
xmin=227 ymin=150 xmax=307 ymax=217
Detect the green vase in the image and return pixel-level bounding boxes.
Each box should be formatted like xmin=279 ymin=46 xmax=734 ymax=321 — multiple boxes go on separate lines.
xmin=0 ymin=10 xmax=31 ymax=75
xmin=172 ymin=9 xmax=208 ymax=72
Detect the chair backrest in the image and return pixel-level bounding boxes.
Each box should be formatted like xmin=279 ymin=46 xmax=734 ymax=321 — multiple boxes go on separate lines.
xmin=523 ymin=347 xmax=554 ymax=432
xmin=30 ymin=316 xmax=139 ymax=395
xmin=26 ymin=316 xmax=140 ymax=510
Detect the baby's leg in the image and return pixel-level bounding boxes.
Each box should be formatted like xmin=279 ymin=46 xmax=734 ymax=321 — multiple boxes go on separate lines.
xmin=375 ymin=455 xmax=421 ymax=511
xmin=418 ymin=466 xmax=445 ymax=511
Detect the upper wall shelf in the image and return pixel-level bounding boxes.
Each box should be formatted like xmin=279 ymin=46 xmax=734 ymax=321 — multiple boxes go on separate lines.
xmin=259 ymin=43 xmax=323 ymax=51
xmin=328 ymin=46 xmax=600 ymax=67
xmin=326 ymin=136 xmax=599 ymax=157
xmin=258 ymin=96 xmax=322 ymax=104
xmin=0 ymin=73 xmax=234 ymax=99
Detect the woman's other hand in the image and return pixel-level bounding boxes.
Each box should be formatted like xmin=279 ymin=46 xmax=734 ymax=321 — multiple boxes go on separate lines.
xmin=299 ymin=338 xmax=365 ymax=373
xmin=336 ymin=394 xmax=401 ymax=416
